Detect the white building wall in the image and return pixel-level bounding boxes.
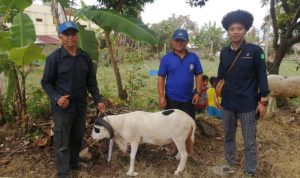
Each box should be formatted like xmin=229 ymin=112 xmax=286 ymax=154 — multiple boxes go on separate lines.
xmin=25 ymin=4 xmax=57 ymax=36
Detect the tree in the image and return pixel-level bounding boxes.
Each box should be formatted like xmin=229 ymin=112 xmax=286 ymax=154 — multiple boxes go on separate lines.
xmin=189 ymin=0 xmax=300 ymax=74
xmin=246 ymin=27 xmax=260 ymax=44
xmin=0 ymin=0 xmax=45 ymax=129
xmin=187 ymin=0 xmax=209 ymax=7
xmin=192 ymin=21 xmax=224 ymax=56
xmin=150 ymin=14 xmax=199 ymax=52
xmin=263 ymin=0 xmax=300 ymax=74
xmin=96 ymin=0 xmax=154 ymax=17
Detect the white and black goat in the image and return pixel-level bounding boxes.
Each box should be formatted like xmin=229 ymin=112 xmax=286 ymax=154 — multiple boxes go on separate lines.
xmin=92 ymin=109 xmax=196 ymax=176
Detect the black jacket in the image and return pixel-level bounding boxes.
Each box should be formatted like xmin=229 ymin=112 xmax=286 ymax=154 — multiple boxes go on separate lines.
xmin=217 ymin=42 xmax=269 ymax=113
xmin=41 ymin=46 xmax=102 ymax=112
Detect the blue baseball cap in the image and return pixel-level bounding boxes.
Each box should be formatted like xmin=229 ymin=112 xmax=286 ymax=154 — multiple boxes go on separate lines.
xmin=172 ymin=29 xmax=189 ymax=41
xmin=58 ymin=21 xmax=78 ymax=33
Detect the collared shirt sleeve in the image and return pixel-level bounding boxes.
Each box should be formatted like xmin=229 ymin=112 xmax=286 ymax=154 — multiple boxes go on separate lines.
xmin=158 ymin=55 xmax=167 ymax=76
xmin=194 ymin=54 xmax=203 ymax=75
xmin=86 ymin=56 xmax=102 ymax=104
xmin=254 ymin=47 xmax=269 ymax=97
xmin=41 ymin=53 xmax=61 ymax=103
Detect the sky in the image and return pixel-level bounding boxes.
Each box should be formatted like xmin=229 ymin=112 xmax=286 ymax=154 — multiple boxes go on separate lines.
xmin=141 ymin=0 xmax=268 ymax=29
xmin=35 ymin=0 xmax=269 ymax=29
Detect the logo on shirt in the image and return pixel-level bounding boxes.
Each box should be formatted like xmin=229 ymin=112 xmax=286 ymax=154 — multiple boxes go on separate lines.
xmin=242 ymin=53 xmax=253 ymax=59
xmin=189 ymin=64 xmax=194 ymax=71
xmin=260 ymin=53 xmax=265 ymax=61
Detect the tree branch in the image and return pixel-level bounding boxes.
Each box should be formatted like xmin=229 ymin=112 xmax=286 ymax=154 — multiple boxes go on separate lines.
xmin=288 ymin=34 xmax=300 ymax=46
xmin=291 ymin=3 xmax=300 ymax=25
xmin=116 ymin=0 xmax=125 ymax=13
xmin=280 ymin=0 xmax=290 ymax=13
xmin=271 ymin=0 xmax=279 ymax=50
xmin=286 ymin=4 xmax=300 ymax=38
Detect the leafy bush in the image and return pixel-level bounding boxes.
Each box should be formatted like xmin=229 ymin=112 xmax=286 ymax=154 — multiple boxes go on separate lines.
xmin=27 ymin=86 xmax=50 ymax=119
xmin=125 ymin=64 xmax=147 ymax=103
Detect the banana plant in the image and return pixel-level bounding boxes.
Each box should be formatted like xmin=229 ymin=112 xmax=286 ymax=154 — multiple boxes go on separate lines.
xmin=48 ymin=0 xmax=158 ymax=99
xmin=0 ymin=12 xmax=45 ymax=130
xmin=76 ymin=23 xmax=99 ymax=70
xmin=76 ymin=7 xmax=158 ymax=99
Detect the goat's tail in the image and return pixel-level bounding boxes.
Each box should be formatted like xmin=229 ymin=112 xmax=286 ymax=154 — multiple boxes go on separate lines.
xmin=185 ymin=124 xmax=195 ymax=155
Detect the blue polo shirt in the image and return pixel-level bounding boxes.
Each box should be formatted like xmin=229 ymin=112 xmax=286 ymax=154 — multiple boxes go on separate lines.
xmin=217 ymin=42 xmax=269 ymax=113
xmin=158 ymin=51 xmax=203 ymax=102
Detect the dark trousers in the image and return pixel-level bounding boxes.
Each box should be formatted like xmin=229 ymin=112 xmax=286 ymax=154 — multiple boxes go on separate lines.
xmin=222 ymin=109 xmax=257 ymax=174
xmin=166 ymin=96 xmax=195 ymax=119
xmin=53 ymin=109 xmax=86 ymax=178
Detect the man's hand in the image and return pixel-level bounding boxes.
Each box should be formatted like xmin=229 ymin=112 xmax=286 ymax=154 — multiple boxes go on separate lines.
xmin=256 ymin=102 xmax=267 ymax=119
xmin=192 ymin=94 xmax=200 ymax=104
xmin=159 ymin=96 xmax=167 ymax=109
xmin=97 ymin=102 xmax=106 ymax=113
xmin=57 ymin=95 xmax=70 ymax=108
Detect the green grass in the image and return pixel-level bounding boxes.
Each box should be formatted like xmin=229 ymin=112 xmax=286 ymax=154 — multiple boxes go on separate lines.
xmin=26 ymin=58 xmax=300 ymax=112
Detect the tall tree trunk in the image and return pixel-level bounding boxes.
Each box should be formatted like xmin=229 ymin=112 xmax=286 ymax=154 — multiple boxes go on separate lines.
xmin=20 ymin=74 xmax=30 ymax=131
xmin=104 ymin=30 xmax=127 ymax=100
xmin=266 ymin=40 xmax=291 ymax=74
xmin=12 ymin=66 xmax=30 ymax=132
xmin=0 ymin=73 xmax=5 ymax=124
xmin=264 ymin=16 xmax=272 ymax=60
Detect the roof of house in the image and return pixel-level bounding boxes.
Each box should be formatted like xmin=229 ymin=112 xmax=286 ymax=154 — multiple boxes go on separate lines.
xmin=36 ymin=35 xmax=60 ymax=45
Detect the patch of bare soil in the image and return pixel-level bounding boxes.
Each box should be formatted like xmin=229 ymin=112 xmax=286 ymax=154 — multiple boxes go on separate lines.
xmin=0 ymin=105 xmax=299 ymax=178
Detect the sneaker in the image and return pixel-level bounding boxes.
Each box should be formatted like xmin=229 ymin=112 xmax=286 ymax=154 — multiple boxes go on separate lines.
xmin=70 ymin=162 xmax=88 ymax=170
xmin=212 ymin=160 xmax=235 ymax=175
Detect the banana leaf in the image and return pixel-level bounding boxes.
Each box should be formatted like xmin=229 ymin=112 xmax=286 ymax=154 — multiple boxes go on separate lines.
xmin=76 ymin=23 xmax=99 ymax=70
xmin=9 ymin=44 xmax=45 ymax=66
xmin=77 ymin=9 xmax=158 ymax=45
xmin=0 ymin=0 xmax=32 ymax=13
xmin=0 ymin=32 xmax=12 ymax=52
xmin=10 ymin=13 xmax=36 ymax=48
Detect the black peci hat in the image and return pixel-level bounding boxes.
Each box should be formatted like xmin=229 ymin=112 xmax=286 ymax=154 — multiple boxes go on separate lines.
xmin=221 ymin=10 xmax=253 ymax=31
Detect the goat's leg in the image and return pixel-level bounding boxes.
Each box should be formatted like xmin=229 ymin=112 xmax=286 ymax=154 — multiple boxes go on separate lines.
xmin=173 ymin=140 xmax=188 ymax=175
xmin=269 ymin=97 xmax=276 ymax=112
xmin=267 ymin=97 xmax=272 ymax=114
xmin=126 ymin=142 xmax=139 ymax=176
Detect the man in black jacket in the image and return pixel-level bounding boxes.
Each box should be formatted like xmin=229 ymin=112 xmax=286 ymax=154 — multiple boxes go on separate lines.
xmin=213 ymin=10 xmax=269 ymax=177
xmin=41 ymin=21 xmax=105 ymax=178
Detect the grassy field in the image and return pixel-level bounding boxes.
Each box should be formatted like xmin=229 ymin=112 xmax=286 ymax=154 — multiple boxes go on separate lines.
xmin=0 ymin=58 xmax=299 ymax=178
xmin=25 ymin=58 xmax=300 ymax=112
xmin=95 ymin=58 xmax=300 ymax=109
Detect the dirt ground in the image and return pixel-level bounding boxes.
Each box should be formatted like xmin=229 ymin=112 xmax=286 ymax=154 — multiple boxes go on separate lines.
xmin=0 ymin=105 xmax=299 ymax=178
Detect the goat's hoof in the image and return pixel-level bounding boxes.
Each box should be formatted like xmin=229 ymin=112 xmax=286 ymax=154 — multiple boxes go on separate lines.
xmin=174 ymin=170 xmax=182 ymax=175
xmin=175 ymin=153 xmax=181 ymax=160
xmin=126 ymin=171 xmax=139 ymax=176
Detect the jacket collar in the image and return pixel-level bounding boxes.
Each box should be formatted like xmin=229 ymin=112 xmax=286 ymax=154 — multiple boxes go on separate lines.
xmin=59 ymin=46 xmax=87 ymax=58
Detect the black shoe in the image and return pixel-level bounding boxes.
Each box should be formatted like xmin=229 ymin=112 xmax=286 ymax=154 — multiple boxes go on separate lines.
xmin=244 ymin=172 xmax=255 ymax=177
xmin=70 ymin=162 xmax=88 ymax=170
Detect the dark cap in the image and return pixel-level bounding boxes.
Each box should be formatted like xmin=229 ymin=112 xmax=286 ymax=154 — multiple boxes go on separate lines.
xmin=172 ymin=29 xmax=189 ymax=41
xmin=58 ymin=21 xmax=78 ymax=33
xmin=221 ymin=10 xmax=253 ymax=31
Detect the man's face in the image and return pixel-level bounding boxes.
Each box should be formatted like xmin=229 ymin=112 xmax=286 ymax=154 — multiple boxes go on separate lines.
xmin=172 ymin=39 xmax=188 ymax=52
xmin=227 ymin=23 xmax=247 ymax=43
xmin=59 ymin=29 xmax=78 ymax=48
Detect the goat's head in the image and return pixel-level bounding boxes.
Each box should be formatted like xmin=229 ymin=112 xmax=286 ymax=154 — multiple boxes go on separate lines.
xmin=92 ymin=117 xmax=114 ymax=140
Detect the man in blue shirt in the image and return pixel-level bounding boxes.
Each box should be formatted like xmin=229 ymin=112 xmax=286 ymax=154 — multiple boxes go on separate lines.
xmin=41 ymin=21 xmax=105 ymax=178
xmin=158 ymin=29 xmax=203 ymax=119
xmin=213 ymin=10 xmax=269 ymax=177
